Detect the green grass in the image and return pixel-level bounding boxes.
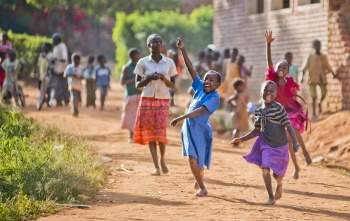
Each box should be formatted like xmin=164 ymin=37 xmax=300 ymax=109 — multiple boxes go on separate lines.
xmin=0 ymin=106 xmax=106 ymax=220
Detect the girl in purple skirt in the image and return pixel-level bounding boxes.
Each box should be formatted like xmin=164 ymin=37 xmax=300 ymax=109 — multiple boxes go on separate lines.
xmin=230 ymin=80 xmax=300 ymax=205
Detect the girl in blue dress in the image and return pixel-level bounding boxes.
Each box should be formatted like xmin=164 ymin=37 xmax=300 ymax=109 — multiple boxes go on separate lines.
xmin=171 ymin=38 xmax=221 ymax=197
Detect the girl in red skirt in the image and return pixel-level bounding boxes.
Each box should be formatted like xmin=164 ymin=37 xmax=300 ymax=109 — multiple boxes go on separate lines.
xmin=134 ymin=34 xmax=178 ymax=175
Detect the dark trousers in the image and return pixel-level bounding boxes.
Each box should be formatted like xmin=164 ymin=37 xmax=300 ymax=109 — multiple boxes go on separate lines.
xmin=70 ymin=89 xmax=81 ymax=115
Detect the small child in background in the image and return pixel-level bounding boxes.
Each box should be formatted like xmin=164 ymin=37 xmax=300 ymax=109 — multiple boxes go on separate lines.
xmin=37 ymin=43 xmax=53 ymax=110
xmin=171 ymin=38 xmax=221 ymax=197
xmin=121 ymin=48 xmax=142 ymax=143
xmin=64 ymin=53 xmax=83 ymax=116
xmin=83 ymin=55 xmax=96 ymax=108
xmin=1 ymin=51 xmax=24 ymax=106
xmin=94 ymin=54 xmax=111 ymax=110
xmin=226 ymin=79 xmax=250 ymax=142
xmin=230 ymin=81 xmax=300 ymax=205
xmin=285 ymin=52 xmax=299 ymax=83
xmin=301 ymin=39 xmax=336 ymax=119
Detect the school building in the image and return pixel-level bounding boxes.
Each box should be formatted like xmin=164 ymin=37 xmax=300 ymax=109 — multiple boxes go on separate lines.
xmin=213 ymin=0 xmax=350 ymax=111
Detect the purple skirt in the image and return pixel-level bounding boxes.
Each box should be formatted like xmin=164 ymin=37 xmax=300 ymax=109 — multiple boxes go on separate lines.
xmin=243 ymin=133 xmax=289 ymax=177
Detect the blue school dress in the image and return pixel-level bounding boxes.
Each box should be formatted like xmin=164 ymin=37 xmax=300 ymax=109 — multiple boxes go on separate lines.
xmin=181 ymin=75 xmax=220 ymax=169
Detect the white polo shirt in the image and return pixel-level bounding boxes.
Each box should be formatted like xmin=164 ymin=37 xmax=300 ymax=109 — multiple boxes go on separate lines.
xmin=53 ymin=42 xmax=68 ymax=74
xmin=134 ymin=54 xmax=177 ymax=99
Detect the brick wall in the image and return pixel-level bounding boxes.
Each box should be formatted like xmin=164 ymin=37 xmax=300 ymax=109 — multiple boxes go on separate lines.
xmin=328 ymin=0 xmax=350 ymax=110
xmin=213 ymin=0 xmax=330 ymax=106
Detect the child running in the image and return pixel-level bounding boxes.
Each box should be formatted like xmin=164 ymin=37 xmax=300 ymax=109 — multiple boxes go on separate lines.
xmin=226 ymin=79 xmax=250 ymax=142
xmin=83 ymin=55 xmax=96 ymax=108
xmin=264 ymin=30 xmax=312 ymax=179
xmin=64 ymin=53 xmax=83 ymax=116
xmin=171 ymin=38 xmax=221 ymax=197
xmin=37 ymin=43 xmax=53 ymax=110
xmin=94 ymin=54 xmax=111 ymax=110
xmin=230 ymin=81 xmax=300 ymax=205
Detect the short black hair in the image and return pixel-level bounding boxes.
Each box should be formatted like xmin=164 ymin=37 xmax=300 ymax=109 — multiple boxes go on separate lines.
xmin=147 ymin=34 xmax=161 ymax=45
xmin=43 ymin=43 xmax=52 ymax=50
xmin=232 ymin=48 xmax=239 ymax=54
xmin=205 ymin=70 xmax=222 ymax=83
xmin=313 ymin=39 xmax=321 ymax=46
xmin=285 ymin=51 xmax=292 ymax=58
xmin=262 ymin=80 xmax=277 ymax=92
xmin=233 ymin=78 xmax=245 ymax=89
xmin=128 ymin=48 xmax=140 ymax=58
xmin=97 ymin=54 xmax=105 ymax=63
xmin=223 ymin=48 xmax=230 ymax=55
xmin=87 ymin=54 xmax=95 ymax=63
xmin=72 ymin=53 xmax=80 ymax=61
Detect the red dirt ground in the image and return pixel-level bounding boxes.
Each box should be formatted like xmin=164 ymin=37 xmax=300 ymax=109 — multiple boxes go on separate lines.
xmin=18 ymin=79 xmax=349 ymax=221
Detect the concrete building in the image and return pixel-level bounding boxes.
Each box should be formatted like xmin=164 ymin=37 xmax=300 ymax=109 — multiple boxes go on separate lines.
xmin=214 ymin=0 xmax=350 ymax=111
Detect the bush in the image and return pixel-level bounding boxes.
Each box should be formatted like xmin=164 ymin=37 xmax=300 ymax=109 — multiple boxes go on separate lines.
xmin=0 ymin=107 xmax=106 ymax=220
xmin=1 ymin=29 xmax=51 ymax=79
xmin=112 ymin=5 xmax=213 ymax=77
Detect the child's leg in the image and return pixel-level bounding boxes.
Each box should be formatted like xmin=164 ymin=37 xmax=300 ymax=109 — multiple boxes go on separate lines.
xmin=189 ymin=157 xmax=207 ymax=196
xmin=272 ymin=172 xmax=283 ymax=200
xmin=262 ymin=168 xmax=275 ymax=205
xmin=149 ymin=142 xmax=160 ymax=175
xmin=100 ymin=86 xmax=107 ymax=110
xmin=128 ymin=131 xmax=134 ymax=143
xmin=294 ymin=128 xmax=312 ymax=165
xmin=309 ymin=84 xmax=317 ymax=118
xmin=159 ymin=142 xmax=169 ymax=174
xmin=319 ymin=84 xmax=327 ymax=115
xmin=194 ymin=167 xmax=204 ymax=190
xmin=288 ymin=137 xmax=301 ymax=180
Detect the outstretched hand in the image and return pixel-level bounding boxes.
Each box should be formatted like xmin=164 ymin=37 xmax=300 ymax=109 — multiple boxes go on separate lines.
xmin=264 ymin=29 xmax=276 ymax=44
xmin=229 ymin=138 xmax=243 ymax=146
xmin=171 ymin=117 xmax=182 ymax=126
xmin=177 ymin=37 xmax=184 ymax=49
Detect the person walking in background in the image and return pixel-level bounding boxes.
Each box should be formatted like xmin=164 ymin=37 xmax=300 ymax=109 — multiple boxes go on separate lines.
xmin=83 ymin=55 xmax=96 ymax=108
xmin=285 ymin=52 xmax=299 ymax=83
xmin=221 ymin=48 xmax=231 ymax=81
xmin=94 ymin=54 xmax=111 ymax=111
xmin=50 ymin=33 xmax=69 ymax=107
xmin=265 ymin=30 xmax=312 ymax=179
xmin=64 ymin=53 xmax=83 ymax=116
xmin=36 ymin=43 xmax=53 ymax=110
xmin=171 ymin=38 xmax=221 ymax=197
xmin=0 ymin=33 xmax=12 ymax=88
xmin=301 ymin=40 xmax=336 ymax=120
xmin=121 ymin=48 xmax=142 ymax=143
xmin=226 ymin=79 xmax=250 ymax=142
xmin=134 ymin=34 xmax=177 ymax=175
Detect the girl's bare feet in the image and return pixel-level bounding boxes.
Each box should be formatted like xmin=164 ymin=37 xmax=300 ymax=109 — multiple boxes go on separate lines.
xmin=275 ymin=184 xmax=283 ymax=200
xmin=195 ymin=188 xmax=208 ymax=197
xmin=194 ymin=181 xmax=200 ymax=190
xmin=265 ymin=197 xmax=276 ymax=205
xmin=292 ymin=166 xmax=301 ymax=180
xmin=150 ymin=168 xmax=161 ymax=176
xmin=160 ymin=162 xmax=170 ymax=175
xmin=304 ymin=152 xmax=312 ymax=165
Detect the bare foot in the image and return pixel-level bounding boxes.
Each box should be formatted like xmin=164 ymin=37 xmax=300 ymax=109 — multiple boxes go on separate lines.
xmin=265 ymin=197 xmax=276 ymax=205
xmin=275 ymin=184 xmax=283 ymax=200
xmin=195 ymin=189 xmax=208 ymax=197
xmin=292 ymin=166 xmax=301 ymax=180
xmin=194 ymin=181 xmax=200 ymax=190
xmin=304 ymin=152 xmax=312 ymax=165
xmin=160 ymin=162 xmax=170 ymax=175
xmin=150 ymin=168 xmax=161 ymax=176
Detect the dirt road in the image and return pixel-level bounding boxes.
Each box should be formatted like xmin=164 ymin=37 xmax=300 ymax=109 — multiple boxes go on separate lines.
xmin=20 ymin=80 xmax=349 ymax=221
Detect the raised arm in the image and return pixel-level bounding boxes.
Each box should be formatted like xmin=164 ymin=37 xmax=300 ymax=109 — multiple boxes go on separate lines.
xmin=177 ymin=38 xmax=198 ymax=80
xmin=265 ymin=30 xmax=275 ymax=68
